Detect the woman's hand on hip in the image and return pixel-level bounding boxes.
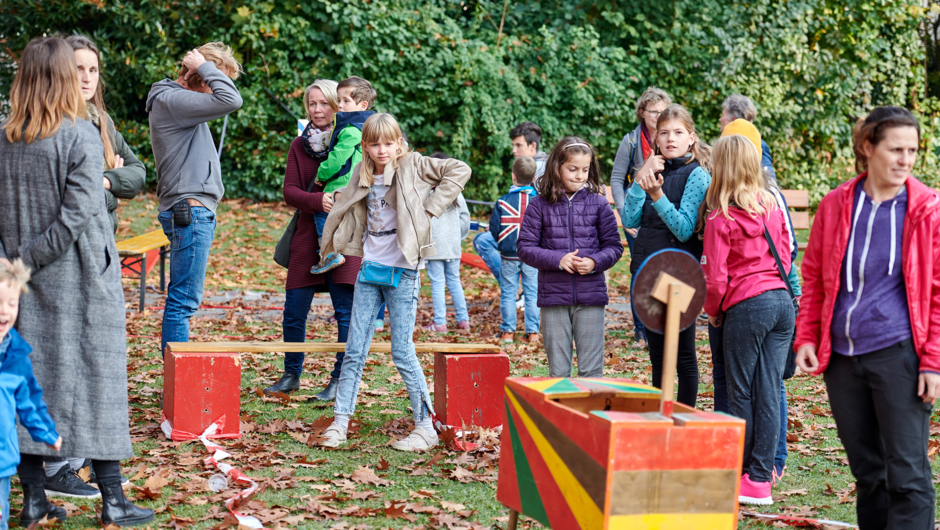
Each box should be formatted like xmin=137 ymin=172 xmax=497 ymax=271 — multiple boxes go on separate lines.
xmin=918 ymin=372 xmax=940 ymax=404
xmin=795 ymin=344 xmax=819 ymax=373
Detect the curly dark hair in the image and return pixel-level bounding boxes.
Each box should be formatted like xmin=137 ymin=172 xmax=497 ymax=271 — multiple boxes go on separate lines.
xmin=535 ymin=136 xmax=603 ymax=203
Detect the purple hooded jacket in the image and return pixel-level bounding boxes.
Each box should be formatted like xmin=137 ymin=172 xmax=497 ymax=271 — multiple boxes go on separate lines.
xmin=517 ymin=189 xmax=624 ymax=307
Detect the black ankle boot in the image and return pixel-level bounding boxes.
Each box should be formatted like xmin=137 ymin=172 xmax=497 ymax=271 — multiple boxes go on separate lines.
xmin=315 ymin=376 xmax=339 ymax=401
xmin=264 ymin=373 xmax=300 ymax=395
xmin=19 ymin=481 xmax=67 ymax=527
xmin=99 ymin=481 xmax=154 ymax=527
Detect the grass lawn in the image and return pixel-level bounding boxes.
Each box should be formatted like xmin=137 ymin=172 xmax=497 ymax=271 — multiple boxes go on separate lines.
xmin=9 ymin=194 xmax=938 ymax=529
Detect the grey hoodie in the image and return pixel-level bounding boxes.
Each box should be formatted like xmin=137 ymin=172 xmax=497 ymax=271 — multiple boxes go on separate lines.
xmin=146 ymin=62 xmax=242 ymax=213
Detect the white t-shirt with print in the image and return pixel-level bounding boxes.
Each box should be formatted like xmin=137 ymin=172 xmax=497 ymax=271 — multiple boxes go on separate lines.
xmin=362 ymin=172 xmax=416 ymax=270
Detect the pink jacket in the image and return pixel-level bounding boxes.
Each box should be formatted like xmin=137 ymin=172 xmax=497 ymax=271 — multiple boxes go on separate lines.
xmin=702 ymin=206 xmax=791 ymax=316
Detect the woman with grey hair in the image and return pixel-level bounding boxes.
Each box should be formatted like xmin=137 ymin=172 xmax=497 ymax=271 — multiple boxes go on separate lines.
xmin=720 ymin=94 xmax=775 ymax=180
xmin=610 ymin=86 xmax=671 ymax=343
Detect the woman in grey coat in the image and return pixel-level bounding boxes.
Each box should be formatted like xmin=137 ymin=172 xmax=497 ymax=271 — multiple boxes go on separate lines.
xmin=0 ymin=37 xmax=153 ymax=527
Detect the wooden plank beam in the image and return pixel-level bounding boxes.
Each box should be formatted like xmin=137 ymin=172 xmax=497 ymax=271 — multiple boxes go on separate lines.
xmin=780 ymin=189 xmax=809 ymax=208
xmin=166 ymin=341 xmax=502 ymax=354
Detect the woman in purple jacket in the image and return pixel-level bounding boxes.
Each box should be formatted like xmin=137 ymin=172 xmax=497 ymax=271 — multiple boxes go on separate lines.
xmin=517 ymin=137 xmax=624 ymax=377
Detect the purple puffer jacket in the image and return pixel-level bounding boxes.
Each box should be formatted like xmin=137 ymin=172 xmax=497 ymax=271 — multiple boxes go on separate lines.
xmin=517 ymin=189 xmax=624 ymax=307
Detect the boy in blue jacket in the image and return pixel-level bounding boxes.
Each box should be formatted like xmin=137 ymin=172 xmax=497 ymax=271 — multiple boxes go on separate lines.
xmin=490 ymin=157 xmax=540 ymax=343
xmin=0 ymin=258 xmax=62 ymax=530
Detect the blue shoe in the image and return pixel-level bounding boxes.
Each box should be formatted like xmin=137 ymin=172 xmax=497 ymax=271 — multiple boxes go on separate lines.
xmin=310 ymin=252 xmax=345 ymax=274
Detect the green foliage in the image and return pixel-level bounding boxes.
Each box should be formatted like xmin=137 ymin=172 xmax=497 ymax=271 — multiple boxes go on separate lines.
xmin=0 ymin=0 xmax=933 ymax=204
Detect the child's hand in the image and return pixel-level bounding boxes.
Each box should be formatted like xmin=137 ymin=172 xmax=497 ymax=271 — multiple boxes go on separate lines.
xmin=560 ymin=249 xmax=580 ymax=273
xmin=574 ymin=257 xmax=596 ymax=275
xmin=322 ymin=193 xmax=334 ymax=213
xmin=49 ymin=436 xmax=62 ymax=452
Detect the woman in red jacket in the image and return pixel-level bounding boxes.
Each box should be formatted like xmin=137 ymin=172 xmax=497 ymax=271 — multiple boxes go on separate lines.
xmin=796 ymin=106 xmax=940 ymax=529
xmin=702 ymin=134 xmax=794 ymax=505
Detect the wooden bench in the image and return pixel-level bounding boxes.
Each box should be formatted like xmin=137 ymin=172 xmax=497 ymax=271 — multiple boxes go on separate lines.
xmin=116 ymin=230 xmax=170 ymax=312
xmin=780 ymin=190 xmax=810 ymax=250
xmin=163 ymin=341 xmax=508 ymax=437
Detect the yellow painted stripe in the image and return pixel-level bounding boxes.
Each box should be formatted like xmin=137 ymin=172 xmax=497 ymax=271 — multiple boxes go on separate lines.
xmin=524 ymin=378 xmax=567 ymax=392
xmin=609 ymin=513 xmax=736 ymax=530
xmin=505 ymin=387 xmax=603 ymax=530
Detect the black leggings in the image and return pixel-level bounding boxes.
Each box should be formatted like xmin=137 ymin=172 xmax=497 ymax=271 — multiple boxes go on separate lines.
xmin=646 ymin=324 xmax=699 ymax=407
xmin=18 ymin=454 xmax=122 ymax=487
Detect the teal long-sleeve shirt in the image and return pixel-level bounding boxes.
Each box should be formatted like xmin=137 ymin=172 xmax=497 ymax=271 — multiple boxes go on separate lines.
xmin=621 ymin=166 xmax=711 ymax=242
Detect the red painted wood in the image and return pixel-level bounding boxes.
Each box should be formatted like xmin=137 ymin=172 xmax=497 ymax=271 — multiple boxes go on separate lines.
xmin=460 ymin=252 xmax=489 ymax=271
xmin=434 ymin=351 xmax=509 ymax=428
xmin=496 ymin=396 xmax=521 ymax=513
xmin=164 ymin=350 xmax=241 ymax=438
xmin=121 ymin=248 xmax=160 ymax=278
xmin=611 ymin=426 xmax=744 ymax=471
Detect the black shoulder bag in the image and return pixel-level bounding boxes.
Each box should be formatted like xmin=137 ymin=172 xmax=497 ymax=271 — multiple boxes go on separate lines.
xmin=763 ymin=221 xmax=799 ymax=380
xmin=273 ymin=175 xmax=320 ymax=268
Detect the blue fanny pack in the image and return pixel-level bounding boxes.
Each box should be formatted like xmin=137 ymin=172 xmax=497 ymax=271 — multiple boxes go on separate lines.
xmin=358 ymin=260 xmax=407 ymax=288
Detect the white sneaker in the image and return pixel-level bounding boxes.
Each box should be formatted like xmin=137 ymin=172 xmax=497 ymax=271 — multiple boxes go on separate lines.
xmin=319 ymin=424 xmax=347 ymax=448
xmin=516 ymin=295 xmax=525 ymax=310
xmin=391 ymin=428 xmax=439 ymax=452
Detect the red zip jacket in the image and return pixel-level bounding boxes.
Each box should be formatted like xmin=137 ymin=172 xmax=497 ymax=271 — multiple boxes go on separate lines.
xmin=702 ymin=206 xmax=790 ymax=316
xmin=795 ymin=173 xmax=940 ymax=374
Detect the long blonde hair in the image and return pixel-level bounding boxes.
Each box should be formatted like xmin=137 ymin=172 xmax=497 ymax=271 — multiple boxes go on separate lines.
xmin=3 ymin=37 xmax=85 ymax=144
xmin=359 ymin=113 xmax=409 ymax=186
xmin=66 ymin=35 xmax=116 ymax=169
xmin=655 ymin=104 xmax=711 ymax=168
xmin=705 ymin=135 xmax=777 ymax=223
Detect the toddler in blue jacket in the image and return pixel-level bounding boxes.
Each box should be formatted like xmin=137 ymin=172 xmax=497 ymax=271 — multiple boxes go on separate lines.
xmin=0 ymin=258 xmax=61 ymax=530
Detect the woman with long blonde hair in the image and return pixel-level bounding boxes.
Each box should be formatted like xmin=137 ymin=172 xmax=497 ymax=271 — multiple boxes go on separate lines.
xmin=315 ymin=113 xmax=471 ymax=451
xmin=0 ymin=37 xmax=153 ymax=527
xmin=701 ymin=133 xmax=795 ymax=506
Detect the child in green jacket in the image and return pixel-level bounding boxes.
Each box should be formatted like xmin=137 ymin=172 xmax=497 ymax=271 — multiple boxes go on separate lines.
xmin=311 ymin=76 xmax=376 ymax=274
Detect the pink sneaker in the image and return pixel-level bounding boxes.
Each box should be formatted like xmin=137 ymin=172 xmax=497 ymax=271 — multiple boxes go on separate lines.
xmin=456 ymin=321 xmax=470 ymax=331
xmin=738 ymin=473 xmax=772 ymax=505
xmin=424 ymin=323 xmax=447 ymax=333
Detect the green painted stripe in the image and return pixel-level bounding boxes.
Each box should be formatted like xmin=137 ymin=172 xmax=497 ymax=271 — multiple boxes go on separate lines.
xmin=541 ymin=378 xmax=584 ymax=394
xmin=506 ymin=400 xmax=550 ymax=526
xmin=591 ymin=410 xmax=611 ymax=421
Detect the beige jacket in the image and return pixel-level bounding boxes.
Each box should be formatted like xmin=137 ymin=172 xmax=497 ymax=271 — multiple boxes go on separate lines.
xmin=320 ymin=151 xmax=471 ymax=268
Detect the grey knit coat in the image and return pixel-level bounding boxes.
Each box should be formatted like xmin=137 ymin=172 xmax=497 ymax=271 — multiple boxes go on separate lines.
xmin=428 ymin=193 xmax=470 ymax=261
xmin=0 ymin=118 xmax=132 ymax=460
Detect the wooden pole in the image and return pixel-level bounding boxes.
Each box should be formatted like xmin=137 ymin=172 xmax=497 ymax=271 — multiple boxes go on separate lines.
xmin=659 ymin=282 xmax=684 ymax=417
xmin=508 ymin=509 xmax=519 ymax=530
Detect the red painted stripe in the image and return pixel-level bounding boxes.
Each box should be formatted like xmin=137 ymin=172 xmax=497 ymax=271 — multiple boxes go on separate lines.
xmin=611 ymin=425 xmax=744 ymax=471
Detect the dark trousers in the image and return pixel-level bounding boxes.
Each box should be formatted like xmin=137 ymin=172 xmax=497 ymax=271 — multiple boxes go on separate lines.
xmin=647 ymin=324 xmax=699 ymax=407
xmin=824 ymin=340 xmax=935 ymax=530
xmin=711 ymin=323 xmax=789 ymax=473
xmin=723 ymin=289 xmax=794 ymax=483
xmin=19 ymin=455 xmax=122 ymax=487
xmin=624 ymin=229 xmax=644 ymax=338
xmin=283 ymin=273 xmax=355 ymax=379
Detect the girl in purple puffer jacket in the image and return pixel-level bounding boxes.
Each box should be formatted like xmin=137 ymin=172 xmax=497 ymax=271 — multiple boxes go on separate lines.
xmin=517 ymin=137 xmax=624 ymax=378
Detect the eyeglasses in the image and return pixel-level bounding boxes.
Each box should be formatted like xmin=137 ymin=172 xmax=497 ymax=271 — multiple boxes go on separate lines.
xmin=644 ymin=109 xmax=663 ymax=117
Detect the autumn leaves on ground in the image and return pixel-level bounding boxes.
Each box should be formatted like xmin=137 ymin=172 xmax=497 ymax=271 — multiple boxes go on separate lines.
xmin=11 ymin=195 xmax=939 ymax=530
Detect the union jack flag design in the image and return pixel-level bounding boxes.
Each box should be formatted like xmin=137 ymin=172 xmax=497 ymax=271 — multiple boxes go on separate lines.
xmin=497 ymin=193 xmax=530 ymax=243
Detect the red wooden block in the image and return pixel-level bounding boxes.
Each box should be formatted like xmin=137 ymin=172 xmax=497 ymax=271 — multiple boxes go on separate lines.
xmin=434 ymin=351 xmax=509 ymax=428
xmin=164 ymin=348 xmax=241 ymax=439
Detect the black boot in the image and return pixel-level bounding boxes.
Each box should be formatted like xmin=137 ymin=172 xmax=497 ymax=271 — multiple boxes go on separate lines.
xmin=264 ymin=373 xmax=300 ymax=395
xmin=19 ymin=481 xmax=67 ymax=527
xmin=99 ymin=481 xmax=154 ymax=527
xmin=315 ymin=376 xmax=339 ymax=401
xmin=78 ymin=458 xmax=130 ymax=486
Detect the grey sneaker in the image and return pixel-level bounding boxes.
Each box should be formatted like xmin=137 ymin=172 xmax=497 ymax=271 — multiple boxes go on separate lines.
xmin=319 ymin=424 xmax=347 ymax=448
xmin=391 ymin=428 xmax=439 ymax=452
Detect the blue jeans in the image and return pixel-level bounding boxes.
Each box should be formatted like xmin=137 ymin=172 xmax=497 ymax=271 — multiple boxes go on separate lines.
xmin=472 ymin=231 xmax=501 ymax=279
xmin=710 ymin=322 xmax=789 ymax=474
xmin=159 ymin=207 xmax=216 ymax=356
xmin=334 ymin=270 xmax=433 ymax=421
xmin=314 ymin=211 xmax=328 ymax=239
xmin=283 ymin=273 xmax=354 ymax=379
xmin=0 ymin=475 xmax=9 ymax=530
xmin=499 ymin=258 xmax=539 ymax=333
xmin=624 ymin=229 xmax=644 ymax=338
xmin=426 ymin=259 xmax=469 ymax=325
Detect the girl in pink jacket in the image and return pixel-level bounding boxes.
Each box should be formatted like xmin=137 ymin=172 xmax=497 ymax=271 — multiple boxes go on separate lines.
xmin=701 ymin=135 xmax=794 ymax=506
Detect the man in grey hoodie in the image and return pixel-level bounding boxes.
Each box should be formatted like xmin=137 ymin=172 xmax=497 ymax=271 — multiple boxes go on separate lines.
xmin=146 ymin=43 xmax=242 ymax=356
